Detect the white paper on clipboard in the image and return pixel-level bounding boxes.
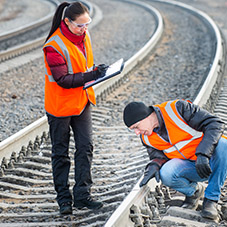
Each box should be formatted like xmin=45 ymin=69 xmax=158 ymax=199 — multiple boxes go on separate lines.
xmin=83 ymin=58 xmax=124 ymax=89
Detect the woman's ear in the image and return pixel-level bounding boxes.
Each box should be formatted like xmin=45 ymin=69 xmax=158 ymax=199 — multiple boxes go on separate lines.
xmin=64 ymin=17 xmax=70 ymax=26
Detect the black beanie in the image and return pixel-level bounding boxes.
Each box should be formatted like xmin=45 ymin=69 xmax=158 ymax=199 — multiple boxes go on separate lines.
xmin=123 ymin=102 xmax=154 ymax=127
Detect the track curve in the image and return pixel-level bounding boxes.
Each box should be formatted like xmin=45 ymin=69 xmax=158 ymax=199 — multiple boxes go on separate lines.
xmin=0 ymin=0 xmax=226 ymax=226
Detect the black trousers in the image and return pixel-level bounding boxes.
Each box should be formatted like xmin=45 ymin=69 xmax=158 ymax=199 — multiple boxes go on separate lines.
xmin=47 ymin=104 xmax=93 ymax=206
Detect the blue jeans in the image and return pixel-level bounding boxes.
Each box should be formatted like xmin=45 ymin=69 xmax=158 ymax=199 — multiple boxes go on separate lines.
xmin=160 ymin=137 xmax=227 ymax=201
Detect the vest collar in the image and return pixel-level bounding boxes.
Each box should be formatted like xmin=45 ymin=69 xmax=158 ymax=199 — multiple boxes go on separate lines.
xmin=60 ymin=21 xmax=85 ymax=45
xmin=153 ymin=106 xmax=169 ymax=142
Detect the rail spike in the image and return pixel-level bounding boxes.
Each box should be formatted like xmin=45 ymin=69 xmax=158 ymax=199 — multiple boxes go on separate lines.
xmin=34 ymin=136 xmax=41 ymax=151
xmin=147 ymin=191 xmax=158 ymax=209
xmin=1 ymin=157 xmax=8 ymax=171
xmin=27 ymin=140 xmax=34 ymax=151
xmin=140 ymin=204 xmax=153 ymax=226
xmin=26 ymin=146 xmax=32 ymax=157
xmin=41 ymin=131 xmax=48 ymax=144
xmin=10 ymin=151 xmax=17 ymax=162
xmin=20 ymin=146 xmax=27 ymax=157
xmin=162 ymin=185 xmax=171 ymax=201
xmin=17 ymin=153 xmax=24 ymax=163
xmin=129 ymin=204 xmax=143 ymax=226
xmin=0 ymin=167 xmax=4 ymax=177
xmin=35 ymin=135 xmax=41 ymax=146
xmin=8 ymin=159 xmax=14 ymax=169
xmin=150 ymin=205 xmax=161 ymax=223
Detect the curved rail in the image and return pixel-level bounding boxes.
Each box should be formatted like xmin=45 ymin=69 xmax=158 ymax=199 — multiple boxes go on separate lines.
xmin=104 ymin=0 xmax=225 ymax=226
xmin=0 ymin=0 xmax=163 ymax=166
xmin=94 ymin=0 xmax=163 ymax=97
xmin=0 ymin=0 xmax=58 ymax=42
xmin=0 ymin=0 xmax=224 ymax=225
xmin=0 ymin=0 xmax=93 ymax=62
xmin=0 ymin=0 xmax=57 ymax=62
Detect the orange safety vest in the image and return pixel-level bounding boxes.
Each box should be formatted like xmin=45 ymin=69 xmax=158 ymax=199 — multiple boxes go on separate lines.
xmin=43 ymin=28 xmax=96 ymax=117
xmin=141 ymin=100 xmax=204 ymax=160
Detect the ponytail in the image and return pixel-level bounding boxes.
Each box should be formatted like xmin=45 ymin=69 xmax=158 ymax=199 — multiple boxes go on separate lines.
xmin=45 ymin=2 xmax=70 ymax=42
xmin=45 ymin=1 xmax=89 ymax=42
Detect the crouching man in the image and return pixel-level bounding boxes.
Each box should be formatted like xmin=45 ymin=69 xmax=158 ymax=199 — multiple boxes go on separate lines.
xmin=123 ymin=99 xmax=227 ymax=220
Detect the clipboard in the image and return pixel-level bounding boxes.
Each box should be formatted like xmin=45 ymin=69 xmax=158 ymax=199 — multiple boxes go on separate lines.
xmin=83 ymin=58 xmax=124 ymax=89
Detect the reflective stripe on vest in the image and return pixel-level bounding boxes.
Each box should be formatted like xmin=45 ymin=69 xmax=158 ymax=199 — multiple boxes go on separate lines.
xmin=43 ymin=28 xmax=96 ymax=117
xmin=142 ymin=100 xmax=203 ymax=160
xmin=45 ymin=68 xmax=55 ymax=82
xmin=46 ymin=35 xmax=74 ymax=74
xmin=143 ymin=128 xmax=202 ymax=154
xmin=165 ymin=101 xmax=203 ymax=138
xmin=44 ymin=48 xmax=93 ymax=84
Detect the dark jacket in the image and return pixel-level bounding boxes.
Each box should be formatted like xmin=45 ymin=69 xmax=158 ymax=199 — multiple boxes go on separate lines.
xmin=142 ymin=99 xmax=225 ymax=167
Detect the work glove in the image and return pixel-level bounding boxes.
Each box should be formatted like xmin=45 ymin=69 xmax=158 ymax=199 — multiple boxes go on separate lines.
xmin=195 ymin=154 xmax=212 ymax=178
xmin=83 ymin=64 xmax=109 ymax=83
xmin=139 ymin=162 xmax=160 ymax=187
xmin=93 ymin=64 xmax=109 ymax=80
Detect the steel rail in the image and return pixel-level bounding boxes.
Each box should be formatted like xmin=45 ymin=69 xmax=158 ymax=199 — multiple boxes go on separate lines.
xmin=0 ymin=1 xmax=100 ymax=161
xmin=0 ymin=0 xmax=163 ymax=167
xmin=93 ymin=0 xmax=163 ymax=97
xmin=0 ymin=0 xmax=223 ymax=225
xmin=0 ymin=0 xmax=224 ymax=226
xmin=0 ymin=0 xmax=92 ymax=62
xmin=0 ymin=0 xmax=58 ymax=62
xmin=104 ymin=0 xmax=225 ymax=226
xmin=0 ymin=36 xmax=46 ymax=61
xmin=0 ymin=0 xmax=58 ymax=42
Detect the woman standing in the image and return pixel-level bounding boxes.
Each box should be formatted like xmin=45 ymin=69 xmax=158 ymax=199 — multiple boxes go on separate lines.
xmin=43 ymin=1 xmax=107 ymax=214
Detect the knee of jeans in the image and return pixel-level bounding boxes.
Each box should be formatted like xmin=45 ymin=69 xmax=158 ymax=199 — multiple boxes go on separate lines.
xmin=213 ymin=138 xmax=227 ymax=161
xmin=160 ymin=168 xmax=174 ymax=188
xmin=160 ymin=159 xmax=182 ymax=187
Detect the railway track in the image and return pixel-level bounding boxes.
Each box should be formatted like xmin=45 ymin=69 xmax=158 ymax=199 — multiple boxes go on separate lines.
xmin=0 ymin=0 xmax=56 ymax=62
xmin=0 ymin=0 xmax=93 ymax=62
xmin=0 ymin=0 xmax=226 ymax=226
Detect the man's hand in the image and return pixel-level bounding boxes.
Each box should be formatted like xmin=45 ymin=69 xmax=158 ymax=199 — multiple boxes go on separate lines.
xmin=195 ymin=154 xmax=212 ymax=178
xmin=139 ymin=163 xmax=160 ymax=187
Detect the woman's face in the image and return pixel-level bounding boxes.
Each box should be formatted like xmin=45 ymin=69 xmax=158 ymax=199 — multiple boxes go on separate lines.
xmin=65 ymin=12 xmax=92 ymax=36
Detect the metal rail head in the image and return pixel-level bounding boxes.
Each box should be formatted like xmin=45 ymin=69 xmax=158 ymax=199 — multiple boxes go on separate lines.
xmin=104 ymin=0 xmax=224 ymax=226
xmin=0 ymin=0 xmax=163 ymax=170
xmin=0 ymin=0 xmax=59 ymax=42
xmin=0 ymin=0 xmax=224 ymax=225
xmin=0 ymin=1 xmax=96 ymax=63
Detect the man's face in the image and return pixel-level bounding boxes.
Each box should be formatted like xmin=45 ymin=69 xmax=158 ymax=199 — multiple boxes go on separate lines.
xmin=129 ymin=112 xmax=159 ymax=136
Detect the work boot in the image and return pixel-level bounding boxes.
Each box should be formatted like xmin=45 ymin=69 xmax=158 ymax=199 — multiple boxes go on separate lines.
xmin=182 ymin=184 xmax=205 ymax=210
xmin=74 ymin=197 xmax=103 ymax=210
xmin=201 ymin=198 xmax=218 ymax=220
xmin=60 ymin=202 xmax=72 ymax=215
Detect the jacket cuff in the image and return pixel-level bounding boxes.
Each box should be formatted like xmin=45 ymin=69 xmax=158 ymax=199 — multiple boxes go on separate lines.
xmin=150 ymin=158 xmax=167 ymax=168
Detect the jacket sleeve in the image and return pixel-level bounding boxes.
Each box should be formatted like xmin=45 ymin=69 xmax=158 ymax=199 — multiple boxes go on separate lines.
xmin=176 ymin=99 xmax=225 ymax=158
xmin=142 ymin=140 xmax=169 ymax=168
xmin=44 ymin=46 xmax=94 ymax=88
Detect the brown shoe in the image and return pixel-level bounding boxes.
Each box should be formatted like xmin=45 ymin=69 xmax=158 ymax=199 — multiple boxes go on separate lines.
xmin=181 ymin=184 xmax=205 ymax=210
